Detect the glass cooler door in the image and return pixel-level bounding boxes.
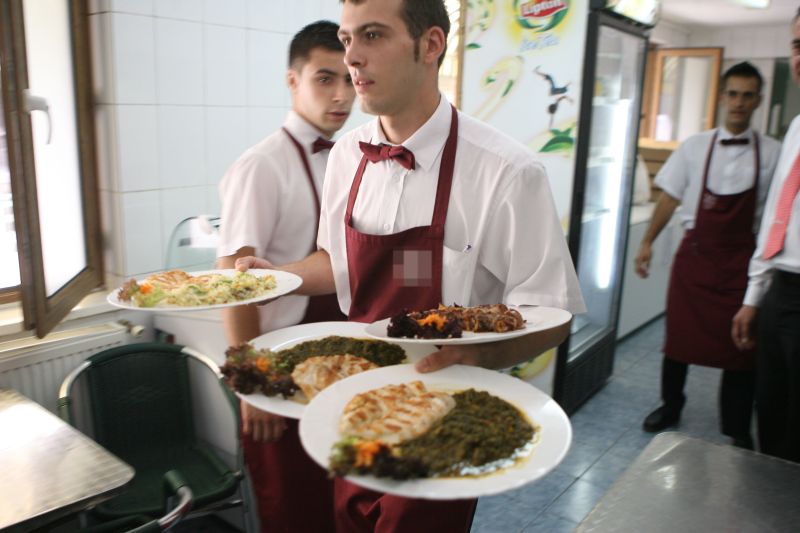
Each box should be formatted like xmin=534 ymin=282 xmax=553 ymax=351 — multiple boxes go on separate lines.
xmin=569 ymin=23 xmax=646 ymax=361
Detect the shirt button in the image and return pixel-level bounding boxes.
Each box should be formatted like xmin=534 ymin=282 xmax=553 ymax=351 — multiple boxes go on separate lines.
xmin=384 ymin=223 xmax=391 ymax=231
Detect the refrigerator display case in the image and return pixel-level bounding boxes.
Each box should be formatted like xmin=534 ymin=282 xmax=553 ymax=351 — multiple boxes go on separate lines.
xmin=554 ymin=2 xmax=652 ymax=412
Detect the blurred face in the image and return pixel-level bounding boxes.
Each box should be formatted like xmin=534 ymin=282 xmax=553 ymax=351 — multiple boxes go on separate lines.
xmin=792 ymin=17 xmax=800 ymax=85
xmin=338 ymin=0 xmax=433 ymax=117
xmin=720 ymin=76 xmax=761 ymax=134
xmin=288 ymin=47 xmax=355 ymax=137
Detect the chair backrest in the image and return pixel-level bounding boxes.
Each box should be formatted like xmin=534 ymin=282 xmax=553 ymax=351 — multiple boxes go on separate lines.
xmin=79 ymin=343 xmax=197 ymax=459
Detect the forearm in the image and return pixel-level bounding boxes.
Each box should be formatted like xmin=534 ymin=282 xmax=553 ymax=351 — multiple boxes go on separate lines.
xmin=218 ymin=249 xmax=262 ymax=345
xmin=279 ymin=249 xmax=336 ymax=296
xmin=417 ymin=321 xmax=571 ymax=372
xmin=641 ymin=193 xmax=680 ymax=246
xmin=223 ymin=305 xmax=261 ymax=346
xmin=478 ymin=321 xmax=570 ymax=369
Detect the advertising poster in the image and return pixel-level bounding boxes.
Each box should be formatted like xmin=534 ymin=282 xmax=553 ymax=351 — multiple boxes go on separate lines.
xmin=460 ymin=1 xmax=589 ymax=394
xmin=461 ymin=0 xmax=589 ymax=223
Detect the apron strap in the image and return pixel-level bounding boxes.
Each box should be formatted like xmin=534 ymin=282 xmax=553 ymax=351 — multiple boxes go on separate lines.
xmin=430 ymin=106 xmax=459 ymax=228
xmin=282 ymin=127 xmax=322 ymax=252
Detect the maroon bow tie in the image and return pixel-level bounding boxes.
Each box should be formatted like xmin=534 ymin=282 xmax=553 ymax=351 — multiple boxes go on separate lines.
xmin=359 ymin=141 xmax=416 ymax=170
xmin=720 ymin=138 xmax=749 ymax=146
xmin=312 ymin=137 xmax=335 ymax=153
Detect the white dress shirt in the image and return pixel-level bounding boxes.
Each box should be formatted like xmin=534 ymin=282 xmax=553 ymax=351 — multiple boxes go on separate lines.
xmin=655 ymin=127 xmax=781 ymax=232
xmin=318 ymin=95 xmax=586 ymax=315
xmin=218 ymin=111 xmax=330 ymax=332
xmin=745 ymin=115 xmax=800 ymax=306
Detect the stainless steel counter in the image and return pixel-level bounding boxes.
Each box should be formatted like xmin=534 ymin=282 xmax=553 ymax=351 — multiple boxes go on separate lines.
xmin=0 ymin=388 xmax=134 ymax=531
xmin=578 ymin=432 xmax=800 ymax=533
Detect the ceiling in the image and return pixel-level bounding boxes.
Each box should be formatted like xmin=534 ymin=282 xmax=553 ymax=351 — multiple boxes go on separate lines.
xmin=660 ymin=0 xmax=798 ymax=27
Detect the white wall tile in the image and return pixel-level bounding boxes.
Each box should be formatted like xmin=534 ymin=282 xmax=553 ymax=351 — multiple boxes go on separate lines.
xmin=117 ymin=105 xmax=159 ymax=191
xmin=94 ymin=104 xmax=118 ymax=192
xmin=205 ymin=107 xmax=248 ymax=185
xmin=110 ymin=14 xmax=156 ymax=103
xmin=246 ymin=106 xmax=286 ymax=146
xmin=246 ymin=0 xmax=287 ymax=31
xmin=247 ymin=30 xmax=290 ymax=106
xmin=318 ymin=2 xmax=342 ymax=23
xmin=207 ymin=184 xmax=222 ymax=216
xmin=154 ymin=0 xmax=203 ymax=21
xmin=158 ymin=106 xmax=206 ymax=189
xmin=121 ymin=190 xmax=163 ymax=275
xmin=285 ymin=0 xmax=323 ymax=35
xmin=160 ymin=186 xmax=209 ymax=264
xmin=89 ymin=14 xmax=113 ymax=104
xmin=109 ymin=0 xmax=154 ymax=15
xmin=205 ymin=25 xmax=247 ymax=105
xmin=155 ymin=18 xmax=204 ymax=105
xmin=205 ymin=0 xmax=246 ymax=27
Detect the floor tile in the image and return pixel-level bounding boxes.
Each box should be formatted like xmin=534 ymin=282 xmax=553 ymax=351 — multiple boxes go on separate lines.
xmin=471 ymin=317 xmax=732 ymax=531
xmin=521 ymin=512 xmax=579 ymax=533
xmin=544 ymin=478 xmax=608 ymax=524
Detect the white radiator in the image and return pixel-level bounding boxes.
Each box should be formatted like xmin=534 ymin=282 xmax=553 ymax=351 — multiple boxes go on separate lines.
xmin=0 ymin=323 xmax=130 ymax=413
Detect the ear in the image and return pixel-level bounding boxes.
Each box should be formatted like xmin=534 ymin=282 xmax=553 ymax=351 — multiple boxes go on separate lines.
xmin=287 ymin=68 xmax=299 ymax=93
xmin=754 ymin=93 xmax=763 ymax=109
xmin=420 ymin=26 xmax=447 ymax=66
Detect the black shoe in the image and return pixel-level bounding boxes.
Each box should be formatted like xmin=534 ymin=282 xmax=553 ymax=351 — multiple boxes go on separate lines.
xmin=732 ymin=436 xmax=754 ymax=450
xmin=642 ymin=405 xmax=681 ymax=432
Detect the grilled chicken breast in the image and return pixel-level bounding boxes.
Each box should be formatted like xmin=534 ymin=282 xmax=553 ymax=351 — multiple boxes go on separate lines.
xmin=339 ymin=381 xmax=456 ymax=445
xmin=291 ymin=354 xmax=378 ymax=400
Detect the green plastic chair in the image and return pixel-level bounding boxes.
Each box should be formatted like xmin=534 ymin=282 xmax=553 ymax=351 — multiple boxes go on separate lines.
xmin=57 ymin=343 xmax=244 ymax=526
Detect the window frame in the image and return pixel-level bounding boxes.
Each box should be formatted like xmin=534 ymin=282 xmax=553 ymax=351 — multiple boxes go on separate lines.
xmin=0 ymin=0 xmax=103 ymax=337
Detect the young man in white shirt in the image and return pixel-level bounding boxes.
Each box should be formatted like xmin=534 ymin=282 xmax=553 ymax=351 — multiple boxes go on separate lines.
xmin=732 ymin=10 xmax=800 ymax=463
xmin=217 ymin=21 xmax=355 ymax=532
xmin=238 ymin=1 xmax=584 ymax=530
xmin=634 ymin=62 xmax=781 ymax=446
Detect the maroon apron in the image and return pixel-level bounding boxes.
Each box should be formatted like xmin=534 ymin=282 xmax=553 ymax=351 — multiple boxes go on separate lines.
xmin=334 ymin=106 xmax=476 ymax=533
xmin=664 ymin=131 xmax=760 ymax=370
xmin=282 ymin=127 xmax=347 ymax=323
xmin=240 ymin=129 xmax=346 ymax=533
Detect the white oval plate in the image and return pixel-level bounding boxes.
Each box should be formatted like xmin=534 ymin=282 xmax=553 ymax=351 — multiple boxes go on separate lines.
xmin=106 ymin=269 xmax=301 ymax=312
xmin=364 ymin=306 xmax=572 ymax=345
xmin=235 ymin=321 xmax=435 ymax=419
xmin=299 ymin=364 xmax=572 ymax=499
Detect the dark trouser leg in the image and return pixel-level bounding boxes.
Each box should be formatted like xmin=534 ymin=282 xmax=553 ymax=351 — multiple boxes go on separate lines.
xmin=662 ymin=357 xmax=688 ymax=414
xmin=719 ymin=368 xmax=756 ymax=440
xmin=756 ymin=273 xmax=800 ymax=462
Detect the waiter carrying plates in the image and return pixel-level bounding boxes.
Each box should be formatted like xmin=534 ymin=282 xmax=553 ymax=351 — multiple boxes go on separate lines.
xmin=635 ymin=62 xmax=781 ymax=447
xmin=237 ymin=0 xmax=585 ymax=531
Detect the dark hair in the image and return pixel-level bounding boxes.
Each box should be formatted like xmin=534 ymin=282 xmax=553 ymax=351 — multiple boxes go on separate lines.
xmin=288 ymin=20 xmax=344 ymax=69
xmin=341 ymin=0 xmax=451 ymax=66
xmin=722 ymin=61 xmax=763 ymax=93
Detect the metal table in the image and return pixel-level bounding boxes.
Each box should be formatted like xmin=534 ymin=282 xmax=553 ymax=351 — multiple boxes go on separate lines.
xmin=578 ymin=432 xmax=800 ymax=533
xmin=0 ymin=389 xmax=134 ymax=532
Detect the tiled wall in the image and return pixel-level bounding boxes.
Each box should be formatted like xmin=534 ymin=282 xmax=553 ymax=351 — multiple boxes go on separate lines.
xmin=89 ymin=0 xmax=365 ymax=285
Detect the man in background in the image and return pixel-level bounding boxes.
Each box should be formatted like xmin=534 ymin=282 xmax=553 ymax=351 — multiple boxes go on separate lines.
xmin=635 ymin=62 xmax=780 ymax=447
xmin=216 ymin=21 xmax=355 ymax=531
xmin=733 ymin=9 xmax=800 ymax=463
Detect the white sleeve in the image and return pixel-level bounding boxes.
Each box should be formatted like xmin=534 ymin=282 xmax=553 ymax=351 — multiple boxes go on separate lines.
xmin=481 ymin=162 xmax=586 ymax=314
xmin=217 ymin=153 xmax=282 ymax=259
xmin=653 ymin=143 xmax=690 ymax=202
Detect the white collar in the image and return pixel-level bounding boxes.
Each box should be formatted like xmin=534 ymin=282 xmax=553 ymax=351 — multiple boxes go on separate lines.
xmin=283 ymin=110 xmax=329 ymax=149
xmin=368 ymin=95 xmax=453 ymax=172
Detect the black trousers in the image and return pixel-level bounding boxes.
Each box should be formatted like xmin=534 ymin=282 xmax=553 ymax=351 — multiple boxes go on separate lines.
xmin=661 ymin=357 xmax=756 ymax=439
xmin=756 ymin=270 xmax=800 ymax=462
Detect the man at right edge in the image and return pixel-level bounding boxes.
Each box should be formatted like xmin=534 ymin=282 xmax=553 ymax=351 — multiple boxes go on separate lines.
xmin=732 ymin=7 xmax=800 ymax=463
